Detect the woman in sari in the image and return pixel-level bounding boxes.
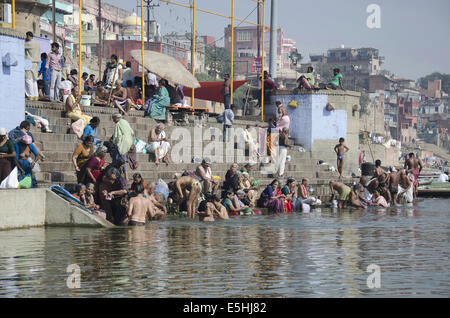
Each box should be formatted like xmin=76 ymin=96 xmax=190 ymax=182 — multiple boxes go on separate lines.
xmin=281 ymin=178 xmax=300 ymax=213
xmin=14 ymin=135 xmax=40 ymax=187
xmin=84 ymin=146 xmax=107 ymax=184
xmin=72 ymin=136 xmax=95 ymax=183
xmin=257 ymin=179 xmax=285 ymax=214
xmin=148 ymin=79 xmax=171 ymax=120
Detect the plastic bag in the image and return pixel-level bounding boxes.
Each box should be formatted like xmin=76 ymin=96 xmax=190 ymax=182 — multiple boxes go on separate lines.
xmin=0 ymin=167 xmax=19 ymax=189
xmin=71 ymin=119 xmax=86 ymax=138
xmin=18 ymin=176 xmax=32 ymax=189
xmin=27 ymin=157 xmax=40 ymax=173
xmin=134 ymin=138 xmax=148 ymax=154
xmin=216 ymin=112 xmax=224 ymax=123
xmin=154 ymin=179 xmax=169 ymax=200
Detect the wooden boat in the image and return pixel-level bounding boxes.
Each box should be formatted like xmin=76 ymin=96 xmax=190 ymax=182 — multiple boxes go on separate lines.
xmin=417 ymin=181 xmax=450 ymax=197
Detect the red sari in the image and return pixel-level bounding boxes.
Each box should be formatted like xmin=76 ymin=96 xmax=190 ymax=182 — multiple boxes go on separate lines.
xmin=85 ymin=156 xmax=105 ymax=184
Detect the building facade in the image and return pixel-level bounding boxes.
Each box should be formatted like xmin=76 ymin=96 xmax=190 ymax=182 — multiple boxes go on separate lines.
xmin=223 ymin=25 xmax=298 ymax=80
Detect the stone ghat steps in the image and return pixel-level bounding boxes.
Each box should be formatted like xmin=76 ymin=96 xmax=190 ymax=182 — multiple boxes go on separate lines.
xmin=35 ymin=163 xmax=338 ymax=183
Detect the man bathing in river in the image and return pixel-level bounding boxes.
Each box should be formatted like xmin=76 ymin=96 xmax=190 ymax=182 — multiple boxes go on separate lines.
xmin=334 ymin=138 xmax=349 ymax=180
xmin=127 ymin=184 xmax=152 ymax=226
xmin=171 ymin=175 xmax=202 ymax=219
xmin=388 ymin=167 xmax=400 ymax=205
xmin=404 ymin=153 xmax=423 ymax=199
xmin=398 ymin=169 xmax=414 ymax=204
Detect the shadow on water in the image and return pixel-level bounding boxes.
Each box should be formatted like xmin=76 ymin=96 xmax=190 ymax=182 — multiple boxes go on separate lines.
xmin=0 ymin=199 xmax=448 ymax=297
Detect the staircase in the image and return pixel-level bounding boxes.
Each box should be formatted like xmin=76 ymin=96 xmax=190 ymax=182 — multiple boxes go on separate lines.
xmin=25 ymin=101 xmax=355 ymax=202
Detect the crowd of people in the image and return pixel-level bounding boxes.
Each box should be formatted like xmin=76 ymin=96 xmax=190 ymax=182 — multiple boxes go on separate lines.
xmin=329 ymin=154 xmax=426 ymax=209
xmin=26 ymin=32 xmax=183 ymax=122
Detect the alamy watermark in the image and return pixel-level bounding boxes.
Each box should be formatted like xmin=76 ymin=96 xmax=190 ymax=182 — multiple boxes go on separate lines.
xmin=168 ymin=126 xmax=280 ymax=175
xmin=66 ymin=264 xmax=81 ymax=289
xmin=367 ymin=4 xmax=381 ymax=29
xmin=366 ymin=264 xmax=381 ymax=289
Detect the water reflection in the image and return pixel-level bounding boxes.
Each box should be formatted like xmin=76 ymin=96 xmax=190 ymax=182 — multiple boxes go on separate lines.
xmin=0 ymin=199 xmax=448 ymax=297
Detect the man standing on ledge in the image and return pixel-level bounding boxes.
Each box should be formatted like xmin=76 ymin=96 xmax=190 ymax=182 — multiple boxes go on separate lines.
xmin=24 ymin=32 xmax=41 ymax=101
xmin=222 ymin=74 xmax=231 ymax=110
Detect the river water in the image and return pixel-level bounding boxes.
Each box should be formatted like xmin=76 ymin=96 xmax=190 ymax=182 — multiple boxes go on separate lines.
xmin=0 ymin=198 xmax=448 ymax=298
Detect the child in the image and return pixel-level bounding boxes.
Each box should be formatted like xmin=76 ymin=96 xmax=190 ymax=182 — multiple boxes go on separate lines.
xmin=334 ymin=137 xmax=349 ymax=180
xmin=129 ymin=173 xmax=147 ymax=199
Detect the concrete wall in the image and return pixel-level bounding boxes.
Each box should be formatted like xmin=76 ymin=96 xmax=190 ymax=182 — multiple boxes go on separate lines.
xmin=0 ymin=189 xmax=113 ymax=230
xmin=0 ymin=29 xmax=25 ymax=131
xmin=266 ymin=90 xmax=360 ymax=175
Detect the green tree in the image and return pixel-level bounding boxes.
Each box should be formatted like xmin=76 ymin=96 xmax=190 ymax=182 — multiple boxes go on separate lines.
xmin=204 ymin=45 xmax=233 ymax=80
xmin=418 ymin=72 xmax=450 ymax=94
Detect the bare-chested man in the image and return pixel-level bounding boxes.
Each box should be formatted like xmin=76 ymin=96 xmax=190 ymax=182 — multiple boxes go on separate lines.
xmin=93 ymin=83 xmax=109 ymax=106
xmin=388 ymin=166 xmax=400 ymax=205
xmin=398 ymin=169 xmax=413 ymax=204
xmin=111 ymin=80 xmax=133 ymax=115
xmin=127 ymin=184 xmax=153 ymax=226
xmin=172 ymin=175 xmax=202 ymax=219
xmin=404 ymin=153 xmax=423 ymax=199
xmin=198 ymin=195 xmax=229 ymax=222
xmin=348 ymin=185 xmax=366 ymax=208
xmin=195 ymin=158 xmax=219 ymax=195
xmin=329 ymin=181 xmax=351 ymax=208
xmin=334 ymin=137 xmax=349 ymax=180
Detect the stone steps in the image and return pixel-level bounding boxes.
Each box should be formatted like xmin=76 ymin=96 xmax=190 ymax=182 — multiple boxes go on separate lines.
xmin=26 ymin=101 xmax=347 ymax=199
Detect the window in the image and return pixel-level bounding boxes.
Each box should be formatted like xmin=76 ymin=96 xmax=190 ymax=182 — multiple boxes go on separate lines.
xmin=237 ymin=31 xmax=252 ymax=42
xmin=435 ymin=107 xmax=439 ymax=112
xmin=341 ymin=52 xmax=346 ymax=57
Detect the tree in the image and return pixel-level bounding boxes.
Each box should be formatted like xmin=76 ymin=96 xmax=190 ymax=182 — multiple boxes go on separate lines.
xmin=418 ymin=72 xmax=450 ymax=94
xmin=204 ymin=45 xmax=232 ymax=80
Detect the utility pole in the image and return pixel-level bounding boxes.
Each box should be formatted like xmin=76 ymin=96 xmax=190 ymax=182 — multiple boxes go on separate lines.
xmin=144 ymin=0 xmax=159 ymax=47
xmin=98 ymin=0 xmax=102 ymax=79
xmin=269 ymin=0 xmax=278 ymax=81
xmin=257 ymin=0 xmax=261 ymax=58
xmin=52 ymin=0 xmax=56 ymax=42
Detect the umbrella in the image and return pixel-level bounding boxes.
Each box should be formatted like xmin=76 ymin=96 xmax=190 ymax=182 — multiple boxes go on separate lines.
xmin=130 ymin=50 xmax=200 ymax=89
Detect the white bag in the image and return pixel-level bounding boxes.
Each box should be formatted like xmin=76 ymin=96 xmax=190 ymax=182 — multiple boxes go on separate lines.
xmin=27 ymin=158 xmax=41 ymax=173
xmin=0 ymin=167 xmax=19 ymax=189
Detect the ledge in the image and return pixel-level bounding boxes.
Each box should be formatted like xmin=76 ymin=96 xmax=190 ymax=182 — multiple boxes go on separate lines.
xmin=271 ymin=89 xmax=361 ymax=98
xmin=0 ymin=27 xmax=26 ymax=39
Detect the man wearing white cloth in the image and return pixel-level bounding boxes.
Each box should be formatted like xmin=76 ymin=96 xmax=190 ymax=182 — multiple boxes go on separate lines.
xmin=148 ymin=124 xmax=171 ymax=165
xmin=24 ymin=32 xmax=40 ymax=101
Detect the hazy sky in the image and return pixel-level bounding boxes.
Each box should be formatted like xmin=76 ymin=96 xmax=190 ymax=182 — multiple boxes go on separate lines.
xmin=108 ymin=0 xmax=450 ymax=80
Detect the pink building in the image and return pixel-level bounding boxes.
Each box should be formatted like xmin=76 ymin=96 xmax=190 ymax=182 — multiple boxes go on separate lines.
xmin=224 ymin=25 xmax=297 ymax=78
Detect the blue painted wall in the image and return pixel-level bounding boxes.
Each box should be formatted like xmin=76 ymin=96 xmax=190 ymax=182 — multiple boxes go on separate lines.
xmin=266 ymin=93 xmax=347 ymax=151
xmin=0 ymin=34 xmax=25 ymax=132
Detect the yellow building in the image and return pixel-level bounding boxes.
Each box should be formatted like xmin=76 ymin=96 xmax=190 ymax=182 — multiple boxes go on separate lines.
xmin=121 ymin=13 xmax=147 ymax=41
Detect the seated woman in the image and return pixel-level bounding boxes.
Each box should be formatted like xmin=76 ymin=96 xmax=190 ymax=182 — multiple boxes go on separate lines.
xmin=240 ymin=172 xmax=258 ymax=207
xmin=257 ymin=179 xmax=285 ymax=214
xmin=147 ymin=79 xmax=170 ymax=120
xmin=370 ymin=190 xmax=390 ymax=208
xmin=0 ymin=128 xmax=23 ymax=183
xmin=15 ymin=135 xmax=41 ymax=187
xmin=82 ymin=183 xmax=101 ymax=212
xmin=299 ymin=178 xmax=322 ymax=206
xmin=148 ymin=123 xmax=171 ymax=165
xmin=222 ymin=191 xmax=250 ymax=216
xmin=281 ymin=178 xmax=301 ymax=213
xmin=233 ymin=190 xmax=253 ymax=215
xmin=84 ymin=145 xmax=107 ymax=184
xmin=225 ymin=163 xmax=239 ymax=185
xmin=72 ymin=136 xmax=95 ymax=184
xmin=65 ymin=86 xmax=93 ymax=123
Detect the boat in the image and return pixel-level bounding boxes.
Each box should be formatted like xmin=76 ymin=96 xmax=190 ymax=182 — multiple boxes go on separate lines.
xmin=417 ymin=181 xmax=450 ymax=197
